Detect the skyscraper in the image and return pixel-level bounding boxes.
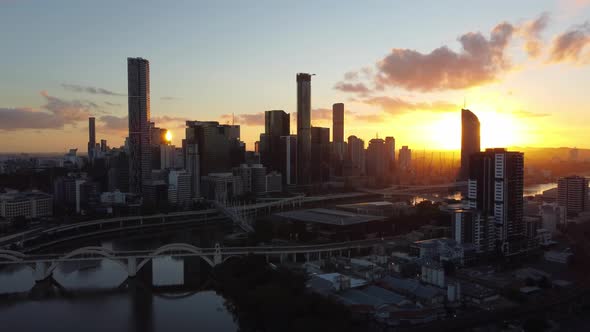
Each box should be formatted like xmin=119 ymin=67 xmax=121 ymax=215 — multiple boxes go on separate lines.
xmin=332 ymin=103 xmax=344 ymax=143
xmin=311 ymin=126 xmax=330 ymax=182
xmin=127 ymin=57 xmax=151 ymax=194
xmin=385 ymin=136 xmax=395 ymax=171
xmin=366 ymin=138 xmax=387 ymax=180
xmin=460 ymin=109 xmax=480 ymax=180
xmin=557 ymin=176 xmax=589 ymax=219
xmin=399 ymin=146 xmax=412 ymax=171
xmin=468 ymin=148 xmax=524 ymax=255
xmin=296 ymin=73 xmax=312 ymax=185
xmin=347 ymin=135 xmax=365 ymax=175
xmin=261 ymin=110 xmax=290 ymax=172
xmin=88 ymin=117 xmax=96 ymax=163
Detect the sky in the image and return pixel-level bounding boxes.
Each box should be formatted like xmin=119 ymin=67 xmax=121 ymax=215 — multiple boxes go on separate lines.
xmin=1 ymin=0 xmax=590 ymax=153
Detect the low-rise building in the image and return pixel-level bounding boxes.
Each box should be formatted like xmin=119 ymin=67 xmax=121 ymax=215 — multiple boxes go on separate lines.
xmin=0 ymin=191 xmax=53 ymax=219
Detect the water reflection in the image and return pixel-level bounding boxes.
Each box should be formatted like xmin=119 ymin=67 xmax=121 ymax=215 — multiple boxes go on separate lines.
xmin=0 ymin=226 xmax=238 ymax=332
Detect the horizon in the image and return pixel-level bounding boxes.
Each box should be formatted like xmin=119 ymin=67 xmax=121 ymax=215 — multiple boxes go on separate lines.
xmin=2 ymin=0 xmax=590 ymax=152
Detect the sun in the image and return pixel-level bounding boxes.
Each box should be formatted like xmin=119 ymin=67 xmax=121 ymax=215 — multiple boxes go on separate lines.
xmin=165 ymin=130 xmax=172 ymax=142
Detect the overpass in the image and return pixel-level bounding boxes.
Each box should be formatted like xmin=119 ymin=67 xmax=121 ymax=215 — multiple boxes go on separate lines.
xmin=0 ymin=238 xmax=393 ymax=282
xmin=361 ymin=181 xmax=467 ymax=196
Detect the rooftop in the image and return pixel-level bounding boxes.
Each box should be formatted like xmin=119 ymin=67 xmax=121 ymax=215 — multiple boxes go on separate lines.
xmin=275 ymin=208 xmax=386 ymax=226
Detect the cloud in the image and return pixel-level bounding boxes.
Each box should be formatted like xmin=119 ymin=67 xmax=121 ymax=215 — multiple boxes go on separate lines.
xmin=0 ymin=92 xmax=98 ymax=130
xmin=105 ymin=101 xmax=122 ymax=107
xmin=520 ymin=13 xmax=550 ymax=58
xmin=160 ymin=96 xmax=180 ymax=101
xmin=333 ymin=82 xmax=371 ymax=94
xmin=512 ymin=110 xmax=551 ymax=118
xmin=374 ymin=22 xmax=515 ymax=92
xmin=362 ymin=96 xmax=458 ymax=115
xmin=548 ymin=22 xmax=590 ymax=63
xmin=99 ymin=115 xmax=128 ymax=133
xmin=220 ymin=112 xmax=265 ymax=126
xmin=62 ymin=83 xmax=125 ymax=96
xmin=354 ymin=113 xmax=385 ymax=123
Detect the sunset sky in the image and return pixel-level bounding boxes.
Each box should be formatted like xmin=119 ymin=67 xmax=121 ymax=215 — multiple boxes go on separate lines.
xmin=1 ymin=0 xmax=590 ymax=153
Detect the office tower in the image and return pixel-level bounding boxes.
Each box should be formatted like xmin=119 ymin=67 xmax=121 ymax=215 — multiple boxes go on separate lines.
xmin=311 ymin=126 xmax=330 ymax=182
xmin=261 ymin=110 xmax=290 ymax=172
xmin=168 ymin=170 xmax=191 ymax=207
xmin=100 ymin=139 xmax=107 ymax=152
xmin=127 ymin=57 xmax=151 ymax=194
xmin=460 ymin=109 xmax=480 ymax=180
xmin=399 ymin=146 xmax=412 ymax=171
xmin=468 ymin=148 xmax=524 ymax=255
xmin=297 ymin=73 xmax=312 ymax=185
xmin=88 ymin=117 xmax=96 ymax=163
xmin=558 ymin=176 xmax=589 ymax=219
xmin=347 ymin=135 xmax=365 ymax=175
xmin=185 ymin=121 xmax=231 ymax=176
xmin=366 ymin=138 xmax=388 ymax=180
xmin=333 ymin=103 xmax=344 ymax=143
xmin=280 ymin=135 xmax=297 ymax=185
xmin=233 ymin=164 xmax=267 ymax=194
xmin=385 ymin=136 xmax=396 ymax=171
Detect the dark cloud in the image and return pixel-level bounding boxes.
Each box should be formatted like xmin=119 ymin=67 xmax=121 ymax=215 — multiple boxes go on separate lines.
xmin=362 ymin=96 xmax=458 ymax=115
xmin=521 ymin=13 xmax=550 ymax=58
xmin=333 ymin=82 xmax=371 ymax=94
xmin=62 ymin=83 xmax=125 ymax=96
xmin=0 ymin=92 xmax=97 ymax=130
xmin=548 ymin=22 xmax=590 ymax=63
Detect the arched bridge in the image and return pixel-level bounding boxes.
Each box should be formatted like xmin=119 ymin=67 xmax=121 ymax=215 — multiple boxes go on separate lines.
xmin=0 ymin=238 xmax=392 ymax=282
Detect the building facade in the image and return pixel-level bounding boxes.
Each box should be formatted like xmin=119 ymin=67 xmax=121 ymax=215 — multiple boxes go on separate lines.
xmin=460 ymin=109 xmax=480 ymax=180
xmin=296 ymin=73 xmax=312 ymax=185
xmin=557 ymin=175 xmax=589 ymax=219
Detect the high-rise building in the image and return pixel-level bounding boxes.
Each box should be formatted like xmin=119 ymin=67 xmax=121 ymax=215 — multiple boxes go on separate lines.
xmin=468 ymin=148 xmax=524 ymax=255
xmin=333 ymin=103 xmax=344 ymax=143
xmin=460 ymin=109 xmax=480 ymax=180
xmin=260 ymin=110 xmax=290 ymax=172
xmin=280 ymin=135 xmax=297 ymax=185
xmin=347 ymin=135 xmax=365 ymax=175
xmin=366 ymin=138 xmax=388 ymax=180
xmin=100 ymin=139 xmax=107 ymax=152
xmin=385 ymin=136 xmax=396 ymax=171
xmin=88 ymin=117 xmax=96 ymax=163
xmin=311 ymin=126 xmax=330 ymax=182
xmin=168 ymin=170 xmax=191 ymax=207
xmin=557 ymin=176 xmax=589 ymax=219
xmin=127 ymin=57 xmax=151 ymax=194
xmin=399 ymin=146 xmax=412 ymax=171
xmin=296 ymin=73 xmax=312 ymax=185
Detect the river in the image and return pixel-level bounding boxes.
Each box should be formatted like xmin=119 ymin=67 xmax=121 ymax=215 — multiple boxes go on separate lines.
xmin=0 ymin=225 xmax=239 ymax=332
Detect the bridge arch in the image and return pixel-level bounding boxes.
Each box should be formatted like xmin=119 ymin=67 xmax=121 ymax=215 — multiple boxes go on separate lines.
xmin=137 ymin=243 xmax=215 ymax=270
xmin=45 ymin=246 xmax=128 ymax=278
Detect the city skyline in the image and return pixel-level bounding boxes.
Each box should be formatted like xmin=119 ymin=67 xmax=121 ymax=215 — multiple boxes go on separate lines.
xmin=2 ymin=0 xmax=590 ymax=153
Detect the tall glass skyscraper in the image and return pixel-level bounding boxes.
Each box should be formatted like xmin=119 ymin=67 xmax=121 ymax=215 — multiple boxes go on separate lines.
xmin=460 ymin=109 xmax=480 ymax=181
xmin=127 ymin=57 xmax=151 ymax=193
xmin=296 ymin=73 xmax=312 ymax=185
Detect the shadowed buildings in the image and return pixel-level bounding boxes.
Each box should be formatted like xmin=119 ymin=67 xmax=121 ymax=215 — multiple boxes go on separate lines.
xmin=332 ymin=103 xmax=346 ymax=175
xmin=346 ymin=135 xmax=365 ymax=176
xmin=297 ymin=73 xmax=312 ymax=186
xmin=468 ymin=148 xmax=524 ymax=255
xmin=260 ymin=110 xmax=290 ymax=173
xmin=88 ymin=117 xmax=96 ymax=163
xmin=460 ymin=109 xmax=480 ymax=181
xmin=366 ymin=138 xmax=388 ymax=181
xmin=311 ymin=126 xmax=330 ymax=182
xmin=127 ymin=57 xmax=151 ymax=194
xmin=557 ymin=175 xmax=589 ymax=220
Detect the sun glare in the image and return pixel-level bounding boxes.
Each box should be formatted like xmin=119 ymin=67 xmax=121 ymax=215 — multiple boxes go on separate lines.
xmin=165 ymin=130 xmax=172 ymax=142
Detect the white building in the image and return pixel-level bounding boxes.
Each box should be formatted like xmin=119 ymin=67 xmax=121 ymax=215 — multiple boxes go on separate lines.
xmin=100 ymin=190 xmax=127 ymax=205
xmin=201 ymin=173 xmax=244 ymax=202
xmin=0 ymin=191 xmax=53 ymax=219
xmin=168 ymin=170 xmax=191 ymax=206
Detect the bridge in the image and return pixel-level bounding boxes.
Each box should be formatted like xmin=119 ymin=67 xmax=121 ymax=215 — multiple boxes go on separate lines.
xmin=0 ymin=238 xmax=392 ymax=282
xmin=361 ymin=181 xmax=467 ymax=197
xmin=0 ymin=209 xmax=227 ymax=252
